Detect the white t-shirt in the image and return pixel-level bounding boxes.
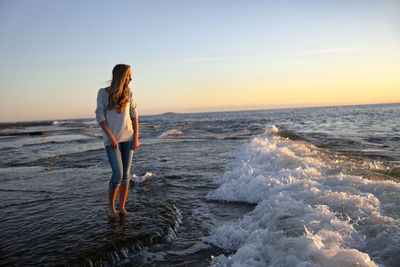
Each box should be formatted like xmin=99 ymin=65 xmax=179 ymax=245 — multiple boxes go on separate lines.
xmin=95 ymin=88 xmax=138 ymax=146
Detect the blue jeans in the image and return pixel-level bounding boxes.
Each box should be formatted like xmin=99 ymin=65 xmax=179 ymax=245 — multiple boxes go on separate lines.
xmin=105 ymin=141 xmax=133 ymax=188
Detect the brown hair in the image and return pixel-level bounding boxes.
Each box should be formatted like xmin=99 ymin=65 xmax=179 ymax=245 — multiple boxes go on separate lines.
xmin=107 ymin=64 xmax=131 ymax=113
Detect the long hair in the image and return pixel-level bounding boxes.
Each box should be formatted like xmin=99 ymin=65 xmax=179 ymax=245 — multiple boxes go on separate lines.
xmin=107 ymin=64 xmax=131 ymax=113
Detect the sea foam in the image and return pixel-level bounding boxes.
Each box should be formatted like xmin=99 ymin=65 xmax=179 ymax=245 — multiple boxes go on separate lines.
xmin=159 ymin=129 xmax=184 ymax=138
xmin=206 ymin=125 xmax=400 ymax=266
xmin=133 ymin=172 xmax=156 ymax=183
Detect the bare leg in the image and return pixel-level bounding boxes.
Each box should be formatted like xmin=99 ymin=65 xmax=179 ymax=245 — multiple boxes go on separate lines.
xmin=108 ymin=185 xmax=119 ymax=218
xmin=118 ymin=184 xmax=129 ymax=216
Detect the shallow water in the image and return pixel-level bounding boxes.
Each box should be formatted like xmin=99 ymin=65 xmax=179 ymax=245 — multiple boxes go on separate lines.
xmin=0 ymin=103 xmax=399 ymax=266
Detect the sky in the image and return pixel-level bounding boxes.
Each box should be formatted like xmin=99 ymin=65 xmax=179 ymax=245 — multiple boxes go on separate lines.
xmin=0 ymin=0 xmax=399 ymax=122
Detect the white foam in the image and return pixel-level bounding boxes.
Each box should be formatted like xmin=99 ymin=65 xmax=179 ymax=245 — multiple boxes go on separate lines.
xmin=133 ymin=172 xmax=156 ymax=183
xmin=82 ymin=119 xmax=98 ymax=125
xmin=159 ymin=129 xmax=184 ymax=138
xmin=52 ymin=120 xmax=77 ymax=125
xmin=206 ymin=125 xmax=400 ymax=266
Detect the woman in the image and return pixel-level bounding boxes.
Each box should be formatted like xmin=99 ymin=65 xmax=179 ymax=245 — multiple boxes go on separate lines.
xmin=95 ymin=64 xmax=139 ymax=218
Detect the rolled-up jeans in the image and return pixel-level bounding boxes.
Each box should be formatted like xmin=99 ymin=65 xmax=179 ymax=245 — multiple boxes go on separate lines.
xmin=105 ymin=141 xmax=133 ymax=188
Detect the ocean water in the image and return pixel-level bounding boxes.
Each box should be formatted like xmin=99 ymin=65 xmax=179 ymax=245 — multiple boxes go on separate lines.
xmin=0 ymin=103 xmax=399 ymax=266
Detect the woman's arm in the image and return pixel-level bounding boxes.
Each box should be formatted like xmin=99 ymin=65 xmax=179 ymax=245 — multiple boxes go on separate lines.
xmin=131 ymin=117 xmax=139 ymax=150
xmin=129 ymin=89 xmax=139 ymax=150
xmin=96 ymin=89 xmax=118 ymax=149
xmin=99 ymin=120 xmax=118 ymax=149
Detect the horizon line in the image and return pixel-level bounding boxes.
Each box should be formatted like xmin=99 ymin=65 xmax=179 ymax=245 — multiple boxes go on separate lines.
xmin=144 ymin=101 xmax=400 ymax=116
xmin=1 ymin=101 xmax=399 ymax=124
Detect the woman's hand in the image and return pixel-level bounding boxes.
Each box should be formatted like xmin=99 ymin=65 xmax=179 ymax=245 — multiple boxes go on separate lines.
xmin=99 ymin=121 xmax=118 ymax=150
xmin=109 ymin=136 xmax=118 ymax=149
xmin=131 ymin=139 xmax=140 ymax=151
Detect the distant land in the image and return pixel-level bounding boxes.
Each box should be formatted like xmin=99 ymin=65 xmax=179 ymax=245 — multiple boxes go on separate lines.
xmin=161 ymin=112 xmax=180 ymax=115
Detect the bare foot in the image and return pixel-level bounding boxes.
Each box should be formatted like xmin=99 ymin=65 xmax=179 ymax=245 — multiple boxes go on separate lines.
xmin=119 ymin=207 xmax=130 ymax=216
xmin=108 ymin=207 xmax=119 ymax=218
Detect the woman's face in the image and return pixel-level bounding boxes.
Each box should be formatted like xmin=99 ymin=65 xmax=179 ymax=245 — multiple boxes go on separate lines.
xmin=126 ymin=68 xmax=132 ymax=85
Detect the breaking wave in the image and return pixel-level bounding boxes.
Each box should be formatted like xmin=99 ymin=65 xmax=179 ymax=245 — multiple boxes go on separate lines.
xmin=159 ymin=129 xmax=184 ymax=138
xmin=206 ymin=125 xmax=400 ymax=266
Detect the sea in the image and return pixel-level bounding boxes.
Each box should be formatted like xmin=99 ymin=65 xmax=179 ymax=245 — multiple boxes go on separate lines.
xmin=0 ymin=103 xmax=399 ymax=267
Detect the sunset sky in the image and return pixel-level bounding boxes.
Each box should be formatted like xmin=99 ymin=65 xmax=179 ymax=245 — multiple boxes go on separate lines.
xmin=0 ymin=0 xmax=399 ymax=122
